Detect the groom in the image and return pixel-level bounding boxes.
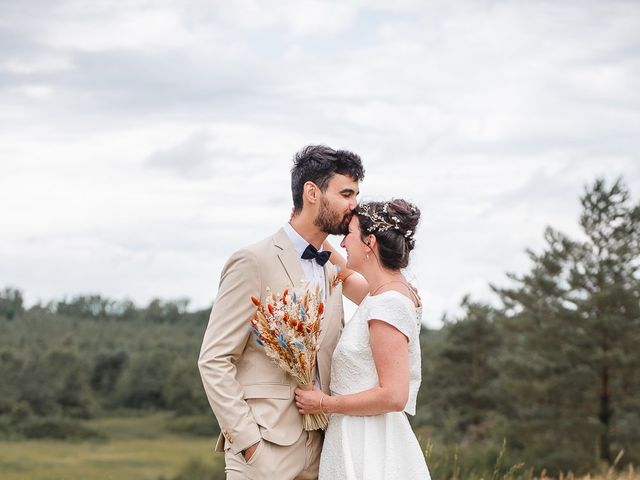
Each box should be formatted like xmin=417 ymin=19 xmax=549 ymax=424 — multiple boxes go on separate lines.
xmin=198 ymin=145 xmax=365 ymax=479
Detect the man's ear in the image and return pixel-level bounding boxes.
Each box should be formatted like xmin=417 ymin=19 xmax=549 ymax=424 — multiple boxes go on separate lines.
xmin=303 ymin=181 xmax=319 ymax=205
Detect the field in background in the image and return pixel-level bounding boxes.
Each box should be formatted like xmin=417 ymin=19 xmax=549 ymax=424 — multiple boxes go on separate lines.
xmin=0 ymin=414 xmax=224 ymax=480
xmin=0 ymin=414 xmax=637 ymax=480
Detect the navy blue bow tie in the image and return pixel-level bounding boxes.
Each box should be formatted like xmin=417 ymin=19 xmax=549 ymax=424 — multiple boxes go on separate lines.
xmin=301 ymin=244 xmax=331 ymax=266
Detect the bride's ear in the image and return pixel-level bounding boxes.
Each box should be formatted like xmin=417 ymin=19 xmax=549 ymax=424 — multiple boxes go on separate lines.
xmin=366 ymin=234 xmax=377 ymax=251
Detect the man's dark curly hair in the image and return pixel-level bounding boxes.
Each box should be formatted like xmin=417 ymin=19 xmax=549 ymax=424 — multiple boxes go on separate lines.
xmin=290 ymin=145 xmax=365 ymax=214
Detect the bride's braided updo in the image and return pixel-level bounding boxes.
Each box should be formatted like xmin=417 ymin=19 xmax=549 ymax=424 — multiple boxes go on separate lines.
xmin=355 ymin=199 xmax=421 ymax=270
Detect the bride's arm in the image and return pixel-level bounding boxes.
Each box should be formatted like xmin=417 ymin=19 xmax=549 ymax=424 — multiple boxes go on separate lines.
xmin=295 ymin=320 xmax=409 ymax=415
xmin=322 ymin=240 xmax=370 ymax=305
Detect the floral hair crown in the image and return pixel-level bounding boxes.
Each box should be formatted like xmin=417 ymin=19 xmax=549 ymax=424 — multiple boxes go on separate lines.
xmin=357 ymin=202 xmax=417 ymax=247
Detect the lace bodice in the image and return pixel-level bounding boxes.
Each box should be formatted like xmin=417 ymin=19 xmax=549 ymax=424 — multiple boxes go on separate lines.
xmin=329 ymin=290 xmax=422 ymax=415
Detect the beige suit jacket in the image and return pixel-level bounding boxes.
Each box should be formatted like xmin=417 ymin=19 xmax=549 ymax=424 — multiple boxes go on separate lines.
xmin=198 ymin=228 xmax=344 ymax=455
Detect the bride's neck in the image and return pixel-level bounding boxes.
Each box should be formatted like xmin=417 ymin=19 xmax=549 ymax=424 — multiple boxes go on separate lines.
xmin=363 ymin=267 xmax=405 ymax=295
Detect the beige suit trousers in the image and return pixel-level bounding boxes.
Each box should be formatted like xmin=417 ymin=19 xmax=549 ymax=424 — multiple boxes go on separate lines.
xmin=224 ymin=429 xmax=323 ymax=480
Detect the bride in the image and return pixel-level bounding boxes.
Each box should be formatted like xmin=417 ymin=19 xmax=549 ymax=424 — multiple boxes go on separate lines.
xmin=295 ymin=199 xmax=431 ymax=480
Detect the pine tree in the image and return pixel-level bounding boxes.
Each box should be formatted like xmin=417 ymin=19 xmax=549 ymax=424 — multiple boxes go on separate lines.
xmin=0 ymin=287 xmax=24 ymax=320
xmin=419 ymin=298 xmax=502 ymax=443
xmin=494 ymin=178 xmax=640 ymax=472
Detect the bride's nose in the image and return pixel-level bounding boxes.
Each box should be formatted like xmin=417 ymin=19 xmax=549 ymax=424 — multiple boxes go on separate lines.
xmin=340 ymin=237 xmax=346 ymax=249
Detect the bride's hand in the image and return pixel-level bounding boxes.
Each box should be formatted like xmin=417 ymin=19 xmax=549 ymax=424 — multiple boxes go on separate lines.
xmin=294 ymin=386 xmax=325 ymax=415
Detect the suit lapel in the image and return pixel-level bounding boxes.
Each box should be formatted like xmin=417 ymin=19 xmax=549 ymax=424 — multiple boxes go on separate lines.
xmin=317 ymin=262 xmax=337 ymax=348
xmin=273 ymin=228 xmax=306 ymax=289
xmin=273 ymin=228 xmax=339 ymax=350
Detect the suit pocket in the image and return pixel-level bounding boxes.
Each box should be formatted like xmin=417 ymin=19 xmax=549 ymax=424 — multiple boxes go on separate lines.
xmin=244 ymin=347 xmax=288 ymax=385
xmin=243 ymin=384 xmax=291 ymax=400
xmin=245 ymin=438 xmax=267 ymax=465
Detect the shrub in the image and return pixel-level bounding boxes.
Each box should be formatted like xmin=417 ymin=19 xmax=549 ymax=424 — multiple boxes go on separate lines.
xmin=165 ymin=414 xmax=220 ymax=438
xmin=20 ymin=417 xmax=107 ymax=441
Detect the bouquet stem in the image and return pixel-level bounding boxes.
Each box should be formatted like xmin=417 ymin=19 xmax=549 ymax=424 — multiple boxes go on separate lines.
xmin=298 ymin=384 xmax=329 ymax=431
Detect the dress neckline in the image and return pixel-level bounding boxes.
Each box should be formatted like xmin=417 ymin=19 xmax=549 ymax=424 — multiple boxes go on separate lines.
xmin=366 ymin=289 xmax=422 ymax=310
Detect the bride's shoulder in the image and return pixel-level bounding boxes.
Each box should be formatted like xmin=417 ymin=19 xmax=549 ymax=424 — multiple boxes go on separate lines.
xmin=370 ymin=288 xmax=420 ymax=309
xmin=367 ymin=291 xmax=417 ymax=316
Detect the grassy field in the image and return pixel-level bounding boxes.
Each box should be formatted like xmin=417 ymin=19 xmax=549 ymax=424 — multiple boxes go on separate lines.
xmin=0 ymin=414 xmax=637 ymax=480
xmin=0 ymin=414 xmax=224 ymax=480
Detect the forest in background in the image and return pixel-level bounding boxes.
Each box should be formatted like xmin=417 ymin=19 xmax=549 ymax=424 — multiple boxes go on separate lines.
xmin=1 ymin=178 xmax=638 ymax=479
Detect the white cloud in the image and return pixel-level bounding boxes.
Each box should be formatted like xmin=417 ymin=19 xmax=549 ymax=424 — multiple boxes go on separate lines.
xmin=1 ymin=0 xmax=639 ymax=327
xmin=145 ymin=130 xmax=215 ymax=178
xmin=2 ymin=55 xmax=73 ymax=74
xmin=16 ymin=84 xmax=55 ymax=99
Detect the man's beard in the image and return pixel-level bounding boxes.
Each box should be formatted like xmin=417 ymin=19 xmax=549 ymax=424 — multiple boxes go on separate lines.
xmin=314 ymin=196 xmax=352 ymax=235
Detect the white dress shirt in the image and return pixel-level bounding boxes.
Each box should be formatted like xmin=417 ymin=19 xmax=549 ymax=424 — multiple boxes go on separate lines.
xmin=283 ymin=222 xmax=327 ymax=302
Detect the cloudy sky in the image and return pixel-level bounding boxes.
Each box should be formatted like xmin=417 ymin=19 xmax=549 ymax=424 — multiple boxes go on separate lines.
xmin=1 ymin=0 xmax=639 ymax=328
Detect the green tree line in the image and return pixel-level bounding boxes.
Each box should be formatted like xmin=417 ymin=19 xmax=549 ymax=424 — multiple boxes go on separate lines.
xmin=0 ymin=296 xmax=211 ymax=420
xmin=1 ymin=177 xmax=638 ymax=476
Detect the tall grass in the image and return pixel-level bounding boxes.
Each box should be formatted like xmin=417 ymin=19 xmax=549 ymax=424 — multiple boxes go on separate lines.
xmin=423 ymin=437 xmax=637 ymax=480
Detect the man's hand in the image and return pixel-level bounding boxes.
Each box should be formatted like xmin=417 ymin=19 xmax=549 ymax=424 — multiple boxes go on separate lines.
xmin=242 ymin=440 xmax=260 ymax=461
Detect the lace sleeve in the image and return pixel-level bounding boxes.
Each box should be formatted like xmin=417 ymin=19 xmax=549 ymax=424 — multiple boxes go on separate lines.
xmin=366 ymin=294 xmax=416 ymax=341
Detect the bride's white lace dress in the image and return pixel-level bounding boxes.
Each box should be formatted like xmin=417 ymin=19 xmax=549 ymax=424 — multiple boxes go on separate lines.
xmin=319 ymin=290 xmax=431 ymax=480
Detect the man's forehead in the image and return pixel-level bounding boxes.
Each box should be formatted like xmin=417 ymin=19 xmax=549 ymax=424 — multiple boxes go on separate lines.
xmin=329 ymin=173 xmax=360 ymax=193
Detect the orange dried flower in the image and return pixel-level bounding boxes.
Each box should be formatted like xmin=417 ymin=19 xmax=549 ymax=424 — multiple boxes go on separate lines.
xmin=247 ymin=286 xmax=328 ymax=431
